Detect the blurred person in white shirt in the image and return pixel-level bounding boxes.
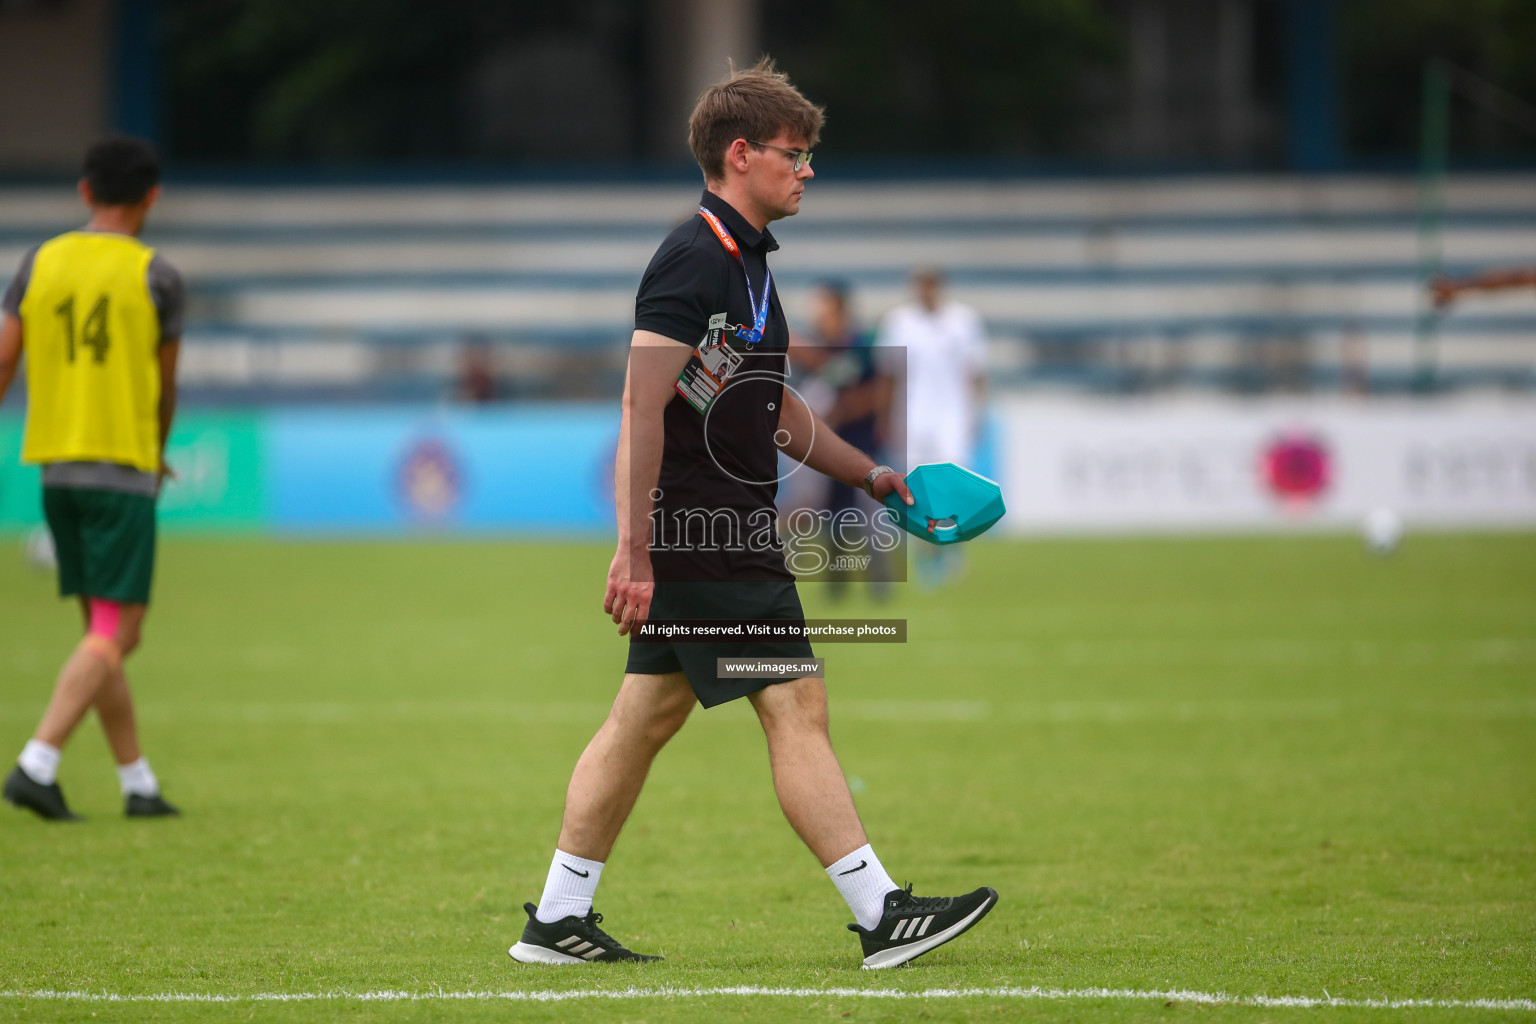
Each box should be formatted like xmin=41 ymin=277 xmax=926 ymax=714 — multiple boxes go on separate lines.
xmin=875 ymin=269 xmax=987 ymax=587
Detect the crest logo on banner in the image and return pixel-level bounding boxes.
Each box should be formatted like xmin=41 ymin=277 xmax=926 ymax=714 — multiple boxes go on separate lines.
xmin=1260 ymin=432 xmax=1331 ymax=507
xmin=397 ymin=438 xmax=463 ymax=520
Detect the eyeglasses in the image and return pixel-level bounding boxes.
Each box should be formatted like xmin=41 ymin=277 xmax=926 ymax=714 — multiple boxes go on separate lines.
xmin=749 ymin=140 xmax=813 ymax=172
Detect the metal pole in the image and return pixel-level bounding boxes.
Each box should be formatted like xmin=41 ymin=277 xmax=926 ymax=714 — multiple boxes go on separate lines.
xmin=1413 ymin=59 xmax=1450 ymax=394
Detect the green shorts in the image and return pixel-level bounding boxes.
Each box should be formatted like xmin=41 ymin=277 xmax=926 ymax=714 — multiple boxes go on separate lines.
xmin=43 ymin=486 xmax=157 ymax=605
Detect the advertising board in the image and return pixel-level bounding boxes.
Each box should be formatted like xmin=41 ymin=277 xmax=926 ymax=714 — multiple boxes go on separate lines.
xmin=998 ymin=397 xmax=1536 ymax=533
xmin=267 ymin=405 xmax=618 ymax=533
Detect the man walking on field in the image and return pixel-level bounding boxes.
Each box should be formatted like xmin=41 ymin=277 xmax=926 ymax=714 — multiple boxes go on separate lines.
xmin=508 ymin=59 xmax=998 ymax=969
xmin=0 ymin=136 xmax=182 ymax=822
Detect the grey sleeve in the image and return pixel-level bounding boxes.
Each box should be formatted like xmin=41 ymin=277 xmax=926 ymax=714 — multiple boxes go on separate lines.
xmin=147 ymin=253 xmax=185 ymax=342
xmin=2 ymin=246 xmax=39 ymax=319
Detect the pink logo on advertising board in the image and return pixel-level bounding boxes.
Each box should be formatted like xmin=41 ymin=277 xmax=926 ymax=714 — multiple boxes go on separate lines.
xmin=397 ymin=438 xmax=463 ymax=520
xmin=1261 ymin=432 xmax=1331 ymax=506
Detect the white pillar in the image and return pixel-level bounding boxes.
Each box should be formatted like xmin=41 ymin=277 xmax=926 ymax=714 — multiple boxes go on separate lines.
xmin=1127 ymin=0 xmax=1170 ymax=159
xmin=648 ymin=0 xmax=761 ymax=160
xmin=1215 ymin=0 xmax=1255 ymax=159
xmin=0 ymin=0 xmax=112 ymax=171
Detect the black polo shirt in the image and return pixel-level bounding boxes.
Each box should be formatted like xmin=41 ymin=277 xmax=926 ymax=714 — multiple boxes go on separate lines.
xmin=634 ymin=189 xmax=792 ymax=583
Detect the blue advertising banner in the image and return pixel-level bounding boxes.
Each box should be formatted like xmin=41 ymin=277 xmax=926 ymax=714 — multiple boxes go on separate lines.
xmin=268 ymin=405 xmax=619 ymax=534
xmin=5 ymin=403 xmax=993 ymax=537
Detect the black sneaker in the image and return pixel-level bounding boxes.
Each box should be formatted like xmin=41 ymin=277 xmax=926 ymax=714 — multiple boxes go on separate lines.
xmin=848 ymin=884 xmax=999 ymax=969
xmin=3 ymin=765 xmax=82 ymax=822
xmin=509 ymin=902 xmax=662 ymax=964
xmin=126 ymin=793 xmax=180 ymax=817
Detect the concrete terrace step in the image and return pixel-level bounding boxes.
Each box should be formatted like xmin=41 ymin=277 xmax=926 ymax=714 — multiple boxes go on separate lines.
xmin=186 ymin=279 xmax=1536 ymax=333
xmin=1 ymin=175 xmax=1532 ymax=394
xmin=5 ymin=227 xmax=1536 ymax=282
xmin=2 ymin=175 xmax=1534 ymax=230
xmin=164 ymin=330 xmax=1530 ymax=398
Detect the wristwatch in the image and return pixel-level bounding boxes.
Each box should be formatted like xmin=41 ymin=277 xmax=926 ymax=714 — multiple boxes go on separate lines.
xmin=862 ymin=465 xmax=895 ymax=498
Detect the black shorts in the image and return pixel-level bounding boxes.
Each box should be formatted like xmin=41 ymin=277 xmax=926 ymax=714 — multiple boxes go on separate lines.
xmin=626 ymin=580 xmax=815 ymax=708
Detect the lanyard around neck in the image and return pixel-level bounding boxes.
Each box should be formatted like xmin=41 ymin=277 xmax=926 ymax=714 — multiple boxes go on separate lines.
xmin=698 ymin=205 xmax=771 ymax=347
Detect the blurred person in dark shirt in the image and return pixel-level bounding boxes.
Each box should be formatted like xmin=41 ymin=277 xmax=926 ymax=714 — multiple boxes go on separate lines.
xmin=791 ymin=280 xmax=892 ymax=601
xmin=456 ymin=338 xmax=499 ymax=403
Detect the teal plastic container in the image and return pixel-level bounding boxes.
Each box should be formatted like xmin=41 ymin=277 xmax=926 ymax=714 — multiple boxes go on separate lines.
xmin=881 ymin=462 xmax=1006 ymax=545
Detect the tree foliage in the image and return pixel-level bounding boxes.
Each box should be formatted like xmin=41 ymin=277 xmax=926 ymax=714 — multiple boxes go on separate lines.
xmin=1342 ymin=0 xmax=1536 ymax=158
xmin=763 ymin=0 xmax=1122 ymax=156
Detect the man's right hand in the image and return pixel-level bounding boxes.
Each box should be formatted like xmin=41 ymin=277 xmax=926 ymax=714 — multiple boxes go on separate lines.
xmin=605 ymin=546 xmax=654 ymax=636
xmin=869 ymin=469 xmax=915 ymax=506
xmin=1430 ymin=275 xmax=1460 ymax=308
xmin=155 ymin=459 xmax=178 ymax=498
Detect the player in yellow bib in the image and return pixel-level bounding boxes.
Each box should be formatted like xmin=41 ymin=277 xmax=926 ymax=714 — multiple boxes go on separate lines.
xmin=0 ymin=137 xmax=182 ymax=821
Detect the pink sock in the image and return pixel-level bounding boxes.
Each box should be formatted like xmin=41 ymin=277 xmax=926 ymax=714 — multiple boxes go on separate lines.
xmin=87 ymin=598 xmax=122 ymax=640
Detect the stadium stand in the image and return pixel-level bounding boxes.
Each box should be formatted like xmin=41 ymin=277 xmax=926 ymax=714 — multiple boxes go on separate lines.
xmin=1 ymin=175 xmax=1534 ymax=402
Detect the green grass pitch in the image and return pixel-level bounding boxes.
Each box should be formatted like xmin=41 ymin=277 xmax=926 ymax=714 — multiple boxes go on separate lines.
xmin=1 ymin=533 xmax=1533 ymax=1023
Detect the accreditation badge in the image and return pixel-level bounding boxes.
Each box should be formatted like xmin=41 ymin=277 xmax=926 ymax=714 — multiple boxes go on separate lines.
xmin=675 ymin=312 xmax=744 ymax=414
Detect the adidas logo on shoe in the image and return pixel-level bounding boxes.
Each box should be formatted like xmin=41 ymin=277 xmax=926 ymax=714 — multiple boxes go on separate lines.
xmin=848 ymin=884 xmax=999 ymax=969
xmin=508 ymin=902 xmax=661 ymax=964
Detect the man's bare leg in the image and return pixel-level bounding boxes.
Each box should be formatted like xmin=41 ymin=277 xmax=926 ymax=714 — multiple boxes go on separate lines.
xmin=25 ymin=597 xmax=168 ymax=813
xmin=748 ymin=676 xmax=867 ymax=866
xmin=31 ymin=648 xmax=114 ymax=751
xmin=749 ymin=675 xmax=911 ymax=937
xmin=92 ymin=655 xmax=170 ymax=810
xmin=556 ymin=671 xmax=697 ymax=860
xmin=511 ymin=675 xmax=692 ymax=961
xmin=80 ymin=596 xmax=145 ymax=766
xmin=517 ymin=672 xmax=695 ymax=939
xmin=95 ymin=665 xmax=142 ymax=766
xmin=7 ymin=600 xmax=148 ymax=819
xmin=34 ymin=601 xmax=144 ymax=750
xmin=89 ymin=603 xmax=170 ymax=812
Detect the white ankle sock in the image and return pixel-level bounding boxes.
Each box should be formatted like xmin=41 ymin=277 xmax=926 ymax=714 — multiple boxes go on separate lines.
xmin=117 ymin=757 xmax=159 ymax=797
xmin=827 ymin=843 xmax=899 ymax=931
xmin=18 ymin=740 xmax=61 ymax=786
xmin=533 ymin=849 xmax=604 ymax=924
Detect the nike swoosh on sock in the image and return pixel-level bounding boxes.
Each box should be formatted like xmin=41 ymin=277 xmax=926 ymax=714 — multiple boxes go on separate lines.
xmin=837 ymin=860 xmax=868 ymax=876
xmin=562 ymin=864 xmax=591 ymax=878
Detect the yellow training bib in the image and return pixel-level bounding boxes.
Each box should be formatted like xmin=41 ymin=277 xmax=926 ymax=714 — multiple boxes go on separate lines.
xmin=19 ymin=232 xmax=163 ymax=473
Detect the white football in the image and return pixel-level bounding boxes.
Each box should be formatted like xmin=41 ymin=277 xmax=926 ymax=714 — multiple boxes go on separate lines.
xmin=1362 ymin=507 xmax=1403 ymax=556
xmin=21 ymin=526 xmax=56 ymax=572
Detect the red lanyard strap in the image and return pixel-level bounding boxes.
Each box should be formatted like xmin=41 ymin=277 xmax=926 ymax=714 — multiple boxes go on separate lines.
xmin=698 ymin=206 xmax=771 ymax=346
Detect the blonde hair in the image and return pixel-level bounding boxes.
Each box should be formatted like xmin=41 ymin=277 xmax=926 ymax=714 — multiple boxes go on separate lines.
xmin=688 ymin=56 xmax=824 ymax=182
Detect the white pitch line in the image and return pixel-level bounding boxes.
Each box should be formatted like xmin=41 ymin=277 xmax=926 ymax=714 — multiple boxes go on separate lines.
xmin=0 ymin=986 xmax=1531 ymax=1011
